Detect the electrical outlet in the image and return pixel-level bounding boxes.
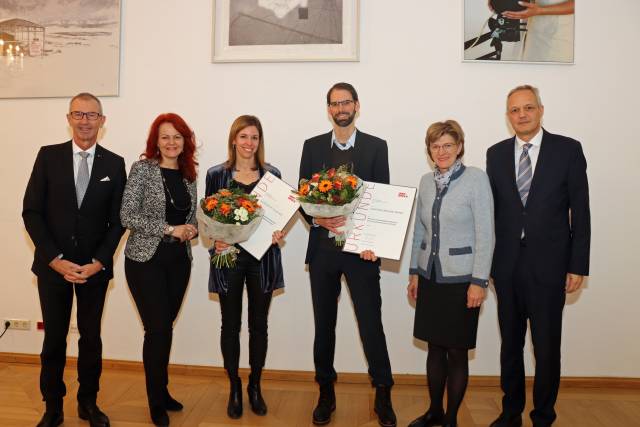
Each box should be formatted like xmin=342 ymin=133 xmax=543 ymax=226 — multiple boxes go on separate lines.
xmin=4 ymin=319 xmax=32 ymax=330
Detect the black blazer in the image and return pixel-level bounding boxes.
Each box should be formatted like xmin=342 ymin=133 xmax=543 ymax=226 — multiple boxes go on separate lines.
xmin=23 ymin=141 xmax=127 ymax=283
xmin=298 ymin=130 xmax=390 ymax=264
xmin=486 ymin=129 xmax=590 ymax=286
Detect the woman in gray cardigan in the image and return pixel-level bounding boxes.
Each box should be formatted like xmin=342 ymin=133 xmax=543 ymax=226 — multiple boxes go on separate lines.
xmin=407 ymin=120 xmax=494 ymax=427
xmin=120 ymin=113 xmax=198 ymax=427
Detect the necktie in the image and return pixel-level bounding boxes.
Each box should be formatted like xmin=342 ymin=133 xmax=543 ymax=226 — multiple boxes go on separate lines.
xmin=76 ymin=151 xmax=90 ymax=207
xmin=517 ymin=143 xmax=532 ymax=205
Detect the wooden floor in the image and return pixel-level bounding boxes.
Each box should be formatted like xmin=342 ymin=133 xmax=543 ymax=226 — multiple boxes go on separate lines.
xmin=1 ymin=362 xmax=639 ymax=427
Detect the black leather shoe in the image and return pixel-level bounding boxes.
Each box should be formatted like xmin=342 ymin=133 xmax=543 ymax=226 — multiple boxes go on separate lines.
xmin=164 ymin=393 xmax=183 ymax=411
xmin=312 ymin=383 xmax=336 ymax=425
xmin=78 ymin=402 xmax=110 ymax=427
xmin=150 ymin=406 xmax=169 ymax=426
xmin=227 ymin=377 xmax=243 ymax=419
xmin=407 ymin=409 xmax=444 ymax=427
xmin=247 ymin=381 xmax=267 ymax=415
xmin=36 ymin=411 xmax=63 ymax=427
xmin=374 ymin=385 xmax=397 ymax=427
xmin=489 ymin=413 xmax=523 ymax=427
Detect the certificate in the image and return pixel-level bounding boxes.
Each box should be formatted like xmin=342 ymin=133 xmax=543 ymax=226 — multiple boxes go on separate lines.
xmin=342 ymin=182 xmax=416 ymax=260
xmin=239 ymin=172 xmax=300 ymax=260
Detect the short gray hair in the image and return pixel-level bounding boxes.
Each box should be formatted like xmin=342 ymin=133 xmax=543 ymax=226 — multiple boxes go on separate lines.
xmin=69 ymin=92 xmax=103 ymax=114
xmin=506 ymin=84 xmax=543 ymax=110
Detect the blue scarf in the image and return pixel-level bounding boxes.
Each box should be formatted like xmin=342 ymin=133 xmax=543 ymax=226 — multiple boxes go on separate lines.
xmin=433 ymin=159 xmax=463 ymax=192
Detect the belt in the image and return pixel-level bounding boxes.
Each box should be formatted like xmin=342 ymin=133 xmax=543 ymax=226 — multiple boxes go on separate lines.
xmin=161 ymin=235 xmax=182 ymax=243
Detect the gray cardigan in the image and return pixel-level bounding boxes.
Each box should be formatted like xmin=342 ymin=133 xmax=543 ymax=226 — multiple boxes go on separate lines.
xmin=409 ymin=165 xmax=495 ymax=287
xmin=121 ymin=159 xmax=197 ymax=262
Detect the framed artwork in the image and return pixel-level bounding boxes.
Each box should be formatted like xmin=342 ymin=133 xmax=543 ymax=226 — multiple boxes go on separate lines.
xmin=463 ymin=0 xmax=575 ymax=64
xmin=0 ymin=0 xmax=121 ymax=99
xmin=212 ymin=0 xmax=359 ymax=62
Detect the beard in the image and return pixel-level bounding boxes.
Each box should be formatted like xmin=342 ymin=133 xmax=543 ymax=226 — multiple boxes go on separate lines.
xmin=332 ymin=111 xmax=355 ymax=127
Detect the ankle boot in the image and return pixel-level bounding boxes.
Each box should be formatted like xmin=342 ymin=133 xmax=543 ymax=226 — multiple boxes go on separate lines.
xmin=227 ymin=377 xmax=243 ymax=419
xmin=247 ymin=380 xmax=267 ymax=415
xmin=374 ymin=385 xmax=397 ymax=427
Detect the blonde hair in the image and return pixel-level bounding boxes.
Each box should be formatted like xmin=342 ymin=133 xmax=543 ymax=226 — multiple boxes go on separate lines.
xmin=425 ymin=120 xmax=465 ymax=161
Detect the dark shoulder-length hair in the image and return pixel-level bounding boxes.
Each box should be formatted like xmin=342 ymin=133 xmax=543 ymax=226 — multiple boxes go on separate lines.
xmin=226 ymin=115 xmax=265 ymax=170
xmin=144 ymin=113 xmax=198 ymax=182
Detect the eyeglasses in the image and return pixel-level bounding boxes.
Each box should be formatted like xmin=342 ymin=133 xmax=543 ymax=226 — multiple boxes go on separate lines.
xmin=430 ymin=143 xmax=458 ymax=153
xmin=328 ymin=99 xmax=354 ymax=108
xmin=508 ymin=105 xmax=539 ymax=115
xmin=69 ymin=111 xmax=102 ymax=121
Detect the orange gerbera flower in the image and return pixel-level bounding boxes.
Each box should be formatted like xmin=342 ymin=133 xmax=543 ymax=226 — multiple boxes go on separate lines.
xmin=346 ymin=176 xmax=358 ymax=189
xmin=318 ymin=180 xmax=333 ymax=193
xmin=219 ymin=189 xmax=232 ymax=197
xmin=220 ymin=203 xmax=232 ymax=216
xmin=299 ymin=183 xmax=310 ymax=196
xmin=241 ymin=200 xmax=256 ymax=213
xmin=205 ymin=197 xmax=218 ymax=211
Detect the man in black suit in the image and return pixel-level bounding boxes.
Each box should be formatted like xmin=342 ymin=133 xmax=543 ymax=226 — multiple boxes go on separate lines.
xmin=23 ymin=93 xmax=126 ymax=427
xmin=486 ymin=85 xmax=590 ymax=427
xmin=299 ymin=82 xmax=396 ymax=427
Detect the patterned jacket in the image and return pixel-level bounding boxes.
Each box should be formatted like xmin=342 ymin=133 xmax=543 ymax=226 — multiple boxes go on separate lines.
xmin=121 ymin=159 xmax=197 ymax=262
xmin=205 ymin=162 xmax=284 ymax=294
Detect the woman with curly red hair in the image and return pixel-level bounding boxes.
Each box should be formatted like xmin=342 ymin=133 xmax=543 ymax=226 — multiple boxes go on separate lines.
xmin=120 ymin=113 xmax=198 ymax=426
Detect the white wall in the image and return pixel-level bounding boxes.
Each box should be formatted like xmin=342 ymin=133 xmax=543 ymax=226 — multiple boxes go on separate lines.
xmin=1 ymin=0 xmax=639 ymax=378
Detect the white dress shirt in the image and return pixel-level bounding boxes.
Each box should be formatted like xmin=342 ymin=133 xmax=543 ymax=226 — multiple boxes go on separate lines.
xmin=72 ymin=140 xmax=97 ymax=183
xmin=514 ymin=128 xmax=543 ymax=178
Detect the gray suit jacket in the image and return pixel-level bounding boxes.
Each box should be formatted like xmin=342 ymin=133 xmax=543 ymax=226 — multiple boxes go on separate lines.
xmin=121 ymin=159 xmax=197 ymax=262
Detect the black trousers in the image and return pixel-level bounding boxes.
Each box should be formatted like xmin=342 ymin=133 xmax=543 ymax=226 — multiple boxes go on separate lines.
xmin=495 ymin=244 xmax=566 ymax=426
xmin=219 ymin=251 xmax=272 ymax=378
xmin=309 ymin=249 xmax=393 ymax=386
xmin=37 ymin=277 xmax=108 ymax=406
xmin=125 ymin=241 xmax=191 ymax=407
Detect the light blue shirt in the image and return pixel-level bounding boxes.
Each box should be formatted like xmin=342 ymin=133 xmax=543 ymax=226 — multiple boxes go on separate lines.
xmin=331 ymin=128 xmax=357 ymax=151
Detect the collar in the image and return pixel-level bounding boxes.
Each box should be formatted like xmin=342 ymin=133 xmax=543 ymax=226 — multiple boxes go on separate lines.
xmin=331 ymin=128 xmax=357 ymax=150
xmin=72 ymin=140 xmax=97 ymax=157
xmin=515 ymin=127 xmax=543 ymax=149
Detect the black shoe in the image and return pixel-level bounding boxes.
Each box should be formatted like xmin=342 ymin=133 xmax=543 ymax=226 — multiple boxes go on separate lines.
xmin=150 ymin=406 xmax=170 ymax=426
xmin=164 ymin=393 xmax=183 ymax=412
xmin=36 ymin=411 xmax=63 ymax=427
xmin=489 ymin=413 xmax=522 ymax=427
xmin=407 ymin=409 xmax=444 ymax=427
xmin=374 ymin=385 xmax=397 ymax=427
xmin=247 ymin=381 xmax=267 ymax=415
xmin=78 ymin=401 xmax=110 ymax=427
xmin=227 ymin=377 xmax=243 ymax=419
xmin=312 ymin=383 xmax=336 ymax=425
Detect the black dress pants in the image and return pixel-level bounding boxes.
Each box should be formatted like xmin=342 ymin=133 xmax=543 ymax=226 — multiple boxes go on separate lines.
xmin=125 ymin=241 xmax=191 ymax=407
xmin=37 ymin=277 xmax=108 ymax=406
xmin=219 ymin=251 xmax=272 ymax=378
xmin=495 ymin=244 xmax=566 ymax=426
xmin=309 ymin=249 xmax=393 ymax=387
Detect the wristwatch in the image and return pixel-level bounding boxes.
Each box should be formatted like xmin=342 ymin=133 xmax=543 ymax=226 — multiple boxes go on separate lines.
xmin=165 ymin=225 xmax=175 ymax=235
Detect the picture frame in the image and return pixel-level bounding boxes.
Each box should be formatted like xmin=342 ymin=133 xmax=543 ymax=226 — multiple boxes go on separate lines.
xmin=212 ymin=0 xmax=359 ymax=63
xmin=0 ymin=0 xmax=121 ymax=98
xmin=462 ymin=0 xmax=575 ymax=64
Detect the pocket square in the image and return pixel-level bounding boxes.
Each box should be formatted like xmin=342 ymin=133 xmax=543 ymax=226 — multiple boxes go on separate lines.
xmin=100 ymin=176 xmax=111 ymax=182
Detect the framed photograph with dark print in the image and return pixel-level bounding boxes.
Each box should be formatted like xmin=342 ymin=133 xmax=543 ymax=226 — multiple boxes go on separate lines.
xmin=463 ymin=0 xmax=575 ymax=64
xmin=0 ymin=0 xmax=121 ymax=98
xmin=212 ymin=0 xmax=359 ymax=62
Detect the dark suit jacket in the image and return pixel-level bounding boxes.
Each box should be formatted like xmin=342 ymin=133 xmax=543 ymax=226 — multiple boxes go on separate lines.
xmin=23 ymin=141 xmax=127 ymax=283
xmin=486 ymin=129 xmax=590 ymax=286
xmin=298 ymin=130 xmax=390 ymax=264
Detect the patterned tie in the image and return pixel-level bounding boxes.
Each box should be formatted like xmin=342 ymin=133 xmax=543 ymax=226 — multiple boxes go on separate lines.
xmin=517 ymin=143 xmax=532 ymax=205
xmin=76 ymin=151 xmax=90 ymax=207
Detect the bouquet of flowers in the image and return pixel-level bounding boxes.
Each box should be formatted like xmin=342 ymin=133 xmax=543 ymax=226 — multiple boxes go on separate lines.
xmin=197 ymin=188 xmax=263 ymax=268
xmin=295 ymin=164 xmax=363 ymax=246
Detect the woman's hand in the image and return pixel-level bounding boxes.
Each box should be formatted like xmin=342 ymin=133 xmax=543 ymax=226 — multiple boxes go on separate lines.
xmin=172 ymin=224 xmax=198 ymax=242
xmin=467 ymin=284 xmax=486 ymax=308
xmin=407 ymin=275 xmax=419 ymax=300
xmin=272 ymin=230 xmax=286 ymax=245
xmin=214 ymin=240 xmax=231 ymax=254
xmin=314 ymin=216 xmax=346 ymax=234
xmin=360 ymin=250 xmax=378 ymax=262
